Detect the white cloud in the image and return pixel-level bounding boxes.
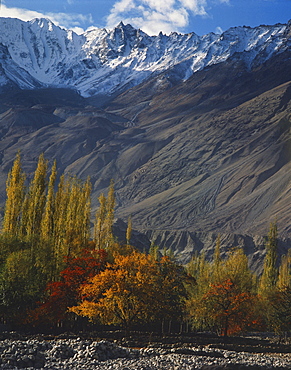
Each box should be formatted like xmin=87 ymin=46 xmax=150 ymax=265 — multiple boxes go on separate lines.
xmin=179 ymin=0 xmax=207 ymax=15
xmin=105 ymin=0 xmax=223 ymax=35
xmin=0 ymin=4 xmax=93 ymax=34
xmin=215 ymin=26 xmax=223 ymax=34
xmin=106 ymin=0 xmax=193 ymax=35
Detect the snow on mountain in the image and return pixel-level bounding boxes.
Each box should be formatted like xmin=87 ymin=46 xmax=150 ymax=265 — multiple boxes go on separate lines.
xmin=0 ymin=17 xmax=290 ymax=97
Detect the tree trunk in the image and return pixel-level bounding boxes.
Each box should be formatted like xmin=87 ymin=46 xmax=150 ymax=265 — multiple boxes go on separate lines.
xmin=223 ymin=317 xmax=229 ymax=337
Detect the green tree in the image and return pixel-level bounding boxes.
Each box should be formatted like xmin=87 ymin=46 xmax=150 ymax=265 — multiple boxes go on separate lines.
xmin=155 ymin=256 xmax=187 ymax=333
xmin=270 ymin=287 xmax=291 ymax=338
xmin=259 ymin=221 xmax=278 ymax=297
xmin=0 ymin=248 xmax=49 ymax=324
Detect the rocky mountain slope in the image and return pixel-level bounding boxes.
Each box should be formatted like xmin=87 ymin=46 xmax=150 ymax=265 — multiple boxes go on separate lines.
xmin=0 ymin=18 xmax=291 ymax=263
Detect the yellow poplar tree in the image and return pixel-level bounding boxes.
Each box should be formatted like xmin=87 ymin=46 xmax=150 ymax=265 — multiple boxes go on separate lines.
xmin=52 ymin=174 xmax=70 ymax=270
xmin=277 ymin=250 xmax=291 ymax=290
xmin=52 ymin=175 xmax=91 ymax=271
xmin=94 ymin=180 xmax=115 ymax=250
xmin=64 ymin=176 xmax=91 ymax=255
xmin=126 ymin=216 xmax=132 ymax=246
xmin=21 ymin=153 xmax=48 ymax=238
xmin=40 ymin=160 xmax=57 ymax=241
xmin=2 ymin=152 xmax=26 ymax=236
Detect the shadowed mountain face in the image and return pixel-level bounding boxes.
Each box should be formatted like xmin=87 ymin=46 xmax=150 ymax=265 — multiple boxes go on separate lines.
xmin=105 ymin=50 xmax=291 ymax=238
xmin=0 ymin=47 xmax=291 ymax=262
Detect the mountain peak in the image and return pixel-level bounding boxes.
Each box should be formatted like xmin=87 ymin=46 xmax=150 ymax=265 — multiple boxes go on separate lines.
xmin=116 ymin=21 xmax=125 ymax=28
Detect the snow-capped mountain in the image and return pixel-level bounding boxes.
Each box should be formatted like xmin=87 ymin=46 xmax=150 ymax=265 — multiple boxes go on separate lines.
xmin=0 ymin=17 xmax=290 ymax=97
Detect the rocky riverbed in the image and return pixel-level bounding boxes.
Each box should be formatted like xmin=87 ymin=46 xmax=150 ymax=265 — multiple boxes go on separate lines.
xmin=0 ymin=334 xmax=290 ymax=369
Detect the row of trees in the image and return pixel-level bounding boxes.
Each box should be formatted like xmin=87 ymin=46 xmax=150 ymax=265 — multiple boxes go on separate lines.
xmin=0 ymin=153 xmax=116 ymax=324
xmin=0 ymin=153 xmax=291 ymax=337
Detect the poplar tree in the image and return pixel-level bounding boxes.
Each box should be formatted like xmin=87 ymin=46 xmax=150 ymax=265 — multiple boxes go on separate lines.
xmin=213 ymin=234 xmax=221 ymax=280
xmin=65 ymin=177 xmax=82 ymax=253
xmin=270 ymin=250 xmax=291 ymax=336
xmin=94 ymin=193 xmax=106 ymax=249
xmin=0 ymin=153 xmax=101 ymax=318
xmin=21 ymin=153 xmax=48 ymax=238
xmin=2 ymin=152 xmax=26 ymax=236
xmin=126 ymin=216 xmax=132 ymax=246
xmin=41 ymin=160 xmax=57 ymax=241
xmin=104 ymin=180 xmax=115 ymax=248
xmin=149 ymin=244 xmax=160 ymax=261
xmin=53 ymin=174 xmax=70 ymax=269
xmin=259 ymin=221 xmax=278 ymax=296
xmin=94 ymin=181 xmax=115 ymax=250
xmin=64 ymin=176 xmax=91 ymax=255
xmin=79 ymin=176 xmax=92 ymax=247
xmin=277 ymin=249 xmax=291 ymax=290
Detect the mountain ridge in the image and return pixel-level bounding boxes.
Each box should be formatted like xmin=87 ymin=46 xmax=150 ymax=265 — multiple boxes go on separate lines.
xmin=0 ymin=17 xmax=290 ymax=98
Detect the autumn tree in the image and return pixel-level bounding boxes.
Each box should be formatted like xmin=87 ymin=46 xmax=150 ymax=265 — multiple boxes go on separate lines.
xmin=70 ymin=249 xmax=187 ymax=332
xmin=277 ymin=249 xmax=291 ymax=290
xmin=70 ymin=251 xmax=161 ymax=331
xmin=52 ymin=174 xmax=70 ymax=273
xmin=28 ymin=247 xmax=108 ymax=326
xmin=40 ymin=160 xmax=57 ymax=242
xmin=63 ymin=176 xmax=92 ymax=256
xmin=0 ymin=153 xmax=96 ymax=324
xmin=202 ymin=278 xmax=257 ymax=336
xmin=186 ymin=248 xmax=258 ymax=335
xmin=213 ymin=234 xmax=222 ymax=280
xmin=186 ymin=251 xmax=212 ymax=331
xmin=126 ymin=216 xmax=132 ymax=246
xmin=2 ymin=152 xmax=26 ymax=236
xmin=21 ymin=153 xmax=48 ymax=239
xmin=94 ymin=180 xmax=115 ymax=250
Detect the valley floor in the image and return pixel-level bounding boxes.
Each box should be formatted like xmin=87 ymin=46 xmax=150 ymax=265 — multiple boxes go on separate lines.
xmin=0 ymin=332 xmax=290 ymax=369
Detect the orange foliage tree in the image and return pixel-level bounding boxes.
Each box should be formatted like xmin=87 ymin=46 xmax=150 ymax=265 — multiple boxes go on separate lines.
xmin=203 ymin=278 xmax=257 ymax=336
xmin=70 ymin=250 xmax=187 ymax=331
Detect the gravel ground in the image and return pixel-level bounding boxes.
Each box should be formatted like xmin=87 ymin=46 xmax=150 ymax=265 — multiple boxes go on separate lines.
xmin=0 ymin=338 xmax=290 ymax=369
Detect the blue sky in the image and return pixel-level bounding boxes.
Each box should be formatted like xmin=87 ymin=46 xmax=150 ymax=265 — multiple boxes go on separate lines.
xmin=1 ymin=0 xmax=291 ymax=35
